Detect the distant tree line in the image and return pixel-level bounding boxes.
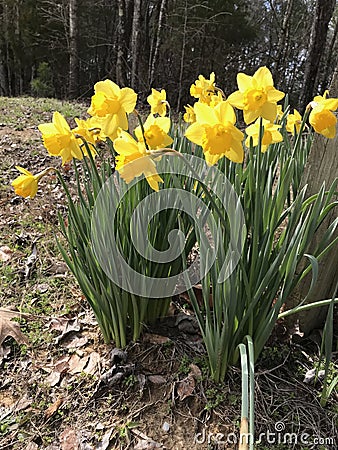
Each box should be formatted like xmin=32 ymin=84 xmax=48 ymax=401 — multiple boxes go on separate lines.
xmin=0 ymin=0 xmax=337 ymax=111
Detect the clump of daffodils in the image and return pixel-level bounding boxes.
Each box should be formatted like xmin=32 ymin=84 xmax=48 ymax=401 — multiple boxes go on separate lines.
xmin=12 ymin=66 xmax=338 ymax=197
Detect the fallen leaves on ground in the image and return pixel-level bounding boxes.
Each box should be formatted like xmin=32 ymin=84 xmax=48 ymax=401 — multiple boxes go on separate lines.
xmin=0 ymin=245 xmax=13 ymax=262
xmin=0 ymin=307 xmax=30 ymax=351
xmin=44 ymin=397 xmax=65 ymax=419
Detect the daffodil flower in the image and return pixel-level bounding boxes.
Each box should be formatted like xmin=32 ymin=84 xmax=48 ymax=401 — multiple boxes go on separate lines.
xmin=276 ymin=105 xmax=284 ymax=122
xmin=38 ymin=112 xmax=82 ymax=165
xmin=11 ymin=166 xmax=55 ymax=198
xmin=147 ymin=88 xmax=167 ymax=117
xmin=245 ymin=118 xmax=283 ymax=152
xmin=185 ymin=101 xmax=244 ymax=165
xmin=190 ymin=72 xmax=216 ymax=105
xmin=228 ymin=66 xmax=285 ymax=124
xmin=113 ymin=129 xmax=163 ymax=191
xmin=134 ymin=114 xmax=173 ymax=149
xmin=183 ymin=105 xmax=196 ymax=123
xmin=286 ymin=109 xmax=302 ymax=135
xmin=88 ymin=79 xmax=137 ymax=139
xmin=72 ymin=117 xmax=103 ymax=146
xmin=309 ymin=91 xmax=338 ymax=139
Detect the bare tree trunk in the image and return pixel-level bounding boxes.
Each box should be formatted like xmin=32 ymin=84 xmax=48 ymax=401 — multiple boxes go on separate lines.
xmin=300 ymin=0 xmax=335 ymax=110
xmin=273 ymin=0 xmax=294 ymax=87
xmin=149 ymin=0 xmax=167 ymax=88
xmin=287 ymin=66 xmax=338 ymax=334
xmin=176 ymin=0 xmax=188 ymax=112
xmin=0 ymin=47 xmax=9 ymax=96
xmin=130 ymin=0 xmax=141 ymax=90
xmin=68 ymin=0 xmax=79 ymax=98
xmin=0 ymin=0 xmax=9 ymax=96
xmin=321 ymin=17 xmax=338 ymax=90
xmin=116 ymin=0 xmax=127 ymax=86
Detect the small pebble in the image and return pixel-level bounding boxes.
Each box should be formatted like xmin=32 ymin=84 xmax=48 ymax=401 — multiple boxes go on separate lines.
xmin=162 ymin=421 xmax=170 ymax=432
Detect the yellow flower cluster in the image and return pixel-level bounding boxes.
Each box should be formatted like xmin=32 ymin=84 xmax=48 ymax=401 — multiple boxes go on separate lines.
xmin=184 ymin=67 xmax=285 ymax=164
xmin=183 ymin=66 xmax=338 ymax=167
xmin=309 ymin=91 xmax=338 ymax=139
xmin=11 ymin=67 xmax=338 ymax=197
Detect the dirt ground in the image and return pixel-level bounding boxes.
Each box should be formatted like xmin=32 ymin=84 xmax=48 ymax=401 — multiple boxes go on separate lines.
xmin=0 ymin=97 xmax=337 ymax=450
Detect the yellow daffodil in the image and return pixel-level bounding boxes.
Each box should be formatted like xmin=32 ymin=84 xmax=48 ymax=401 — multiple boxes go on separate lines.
xmin=309 ymin=91 xmax=338 ymax=139
xmin=286 ymin=109 xmax=302 ymax=135
xmin=276 ymin=105 xmax=284 ymax=122
xmin=183 ymin=105 xmax=196 ymax=123
xmin=209 ymin=91 xmax=224 ymax=107
xmin=11 ymin=166 xmax=55 ymax=198
xmin=88 ymin=79 xmax=137 ymax=139
xmin=185 ymin=101 xmax=244 ymax=165
xmin=227 ymin=66 xmax=285 ymax=124
xmin=114 ymin=129 xmax=163 ymax=191
xmin=134 ymin=114 xmax=173 ymax=149
xmin=38 ymin=112 xmax=82 ymax=165
xmin=147 ymin=89 xmax=167 ymax=117
xmin=73 ymin=117 xmax=103 ymax=146
xmin=245 ymin=118 xmax=283 ymax=152
xmin=190 ymin=72 xmax=216 ymax=105
xmin=11 ymin=166 xmax=39 ymax=198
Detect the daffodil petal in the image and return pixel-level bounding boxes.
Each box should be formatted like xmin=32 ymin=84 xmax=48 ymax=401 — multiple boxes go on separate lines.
xmin=119 ymin=87 xmax=138 ymax=113
xmin=261 ymin=102 xmax=277 ymax=122
xmin=227 ymin=90 xmax=244 ymax=109
xmin=194 ymin=102 xmax=218 ymax=125
xmin=254 ymin=66 xmax=273 ymax=88
xmin=266 ymin=88 xmax=285 ymax=103
xmin=237 ymin=73 xmax=253 ymax=92
xmin=185 ymin=122 xmax=204 ymax=146
xmin=217 ymin=101 xmax=236 ymax=125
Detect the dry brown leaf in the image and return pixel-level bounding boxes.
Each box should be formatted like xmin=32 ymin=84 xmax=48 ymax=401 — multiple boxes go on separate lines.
xmin=189 ymin=363 xmax=202 ymax=379
xmin=134 ymin=440 xmax=163 ymax=449
xmin=13 ymin=395 xmax=32 ymax=413
xmin=96 ymin=427 xmax=113 ymax=450
xmin=45 ymin=371 xmax=61 ymax=387
xmin=45 ymin=397 xmax=65 ymax=419
xmin=61 ymin=332 xmax=88 ymax=349
xmin=26 ymin=443 xmax=39 ymax=450
xmin=24 ymin=242 xmax=37 ymax=279
xmin=54 ymin=355 xmax=71 ymax=373
xmin=60 ymin=427 xmax=80 ymax=450
xmin=0 ymin=245 xmax=13 ymax=262
xmin=53 ymin=318 xmax=81 ymax=342
xmin=142 ymin=333 xmax=170 ymax=344
xmin=83 ymin=351 xmax=100 ymax=375
xmin=68 ymin=353 xmax=89 ymax=374
xmin=148 ymin=375 xmax=167 ymax=384
xmin=177 ymin=374 xmax=195 ymax=400
xmin=0 ymin=308 xmax=29 ymax=348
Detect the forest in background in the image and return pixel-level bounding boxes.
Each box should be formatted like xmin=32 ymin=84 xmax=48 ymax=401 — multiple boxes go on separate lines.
xmin=0 ymin=0 xmax=337 ymax=112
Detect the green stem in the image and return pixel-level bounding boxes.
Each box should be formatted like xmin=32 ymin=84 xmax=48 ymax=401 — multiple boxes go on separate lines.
xmin=159 ymin=149 xmax=229 ymax=230
xmin=278 ymin=298 xmax=338 ymax=319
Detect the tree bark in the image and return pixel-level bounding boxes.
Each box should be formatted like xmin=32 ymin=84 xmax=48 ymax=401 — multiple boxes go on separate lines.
xmin=149 ymin=0 xmax=167 ymax=88
xmin=273 ymin=0 xmax=294 ymax=87
xmin=321 ymin=17 xmax=338 ymax=90
xmin=116 ymin=0 xmax=127 ymax=85
xmin=287 ymin=66 xmax=338 ymax=334
xmin=0 ymin=0 xmax=9 ymax=96
xmin=130 ymin=0 xmax=141 ymax=90
xmin=68 ymin=0 xmax=79 ymax=98
xmin=176 ymin=0 xmax=188 ymax=112
xmin=300 ymin=0 xmax=336 ymax=111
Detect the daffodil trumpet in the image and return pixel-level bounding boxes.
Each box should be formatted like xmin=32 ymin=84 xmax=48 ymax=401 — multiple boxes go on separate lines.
xmin=12 ymin=166 xmax=57 ymax=199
